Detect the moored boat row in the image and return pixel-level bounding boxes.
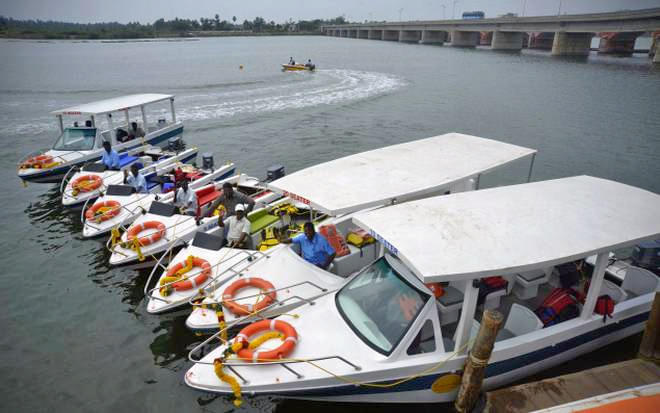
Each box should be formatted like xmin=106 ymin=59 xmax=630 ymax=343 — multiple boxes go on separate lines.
xmin=18 ymin=94 xmax=660 ymax=407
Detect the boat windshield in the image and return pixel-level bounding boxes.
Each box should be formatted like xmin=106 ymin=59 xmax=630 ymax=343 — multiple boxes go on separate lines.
xmin=52 ymin=128 xmax=97 ymax=151
xmin=336 ymin=256 xmax=428 ymax=355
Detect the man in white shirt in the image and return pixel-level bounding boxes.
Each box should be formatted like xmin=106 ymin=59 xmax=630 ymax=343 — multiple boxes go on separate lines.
xmin=174 ymin=180 xmax=197 ymax=216
xmin=123 ymin=164 xmax=147 ymax=193
xmin=218 ymin=203 xmax=251 ymax=248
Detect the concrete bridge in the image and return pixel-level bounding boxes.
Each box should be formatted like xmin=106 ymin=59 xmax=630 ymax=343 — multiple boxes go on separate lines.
xmin=321 ymin=8 xmax=660 ymax=61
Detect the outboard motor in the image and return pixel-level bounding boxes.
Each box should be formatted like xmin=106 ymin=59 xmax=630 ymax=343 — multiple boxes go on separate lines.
xmin=202 ymin=153 xmax=214 ymax=172
xmin=266 ymin=164 xmax=285 ymax=182
xmin=631 ymin=240 xmax=660 ymax=275
xmin=168 ymin=136 xmax=184 ymax=152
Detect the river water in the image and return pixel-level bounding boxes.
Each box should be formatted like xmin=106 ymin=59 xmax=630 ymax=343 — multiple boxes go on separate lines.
xmin=0 ymin=36 xmax=659 ymax=412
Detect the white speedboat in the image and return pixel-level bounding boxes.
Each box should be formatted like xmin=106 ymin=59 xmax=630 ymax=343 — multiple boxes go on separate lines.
xmin=185 ymin=176 xmax=660 ymax=404
xmin=146 ymin=132 xmax=537 ymax=320
xmin=81 ymin=163 xmax=236 ymax=238
xmin=61 ymin=146 xmax=198 ymax=207
xmin=17 ymin=94 xmax=183 ymax=183
xmin=107 ymin=174 xmax=280 ymax=266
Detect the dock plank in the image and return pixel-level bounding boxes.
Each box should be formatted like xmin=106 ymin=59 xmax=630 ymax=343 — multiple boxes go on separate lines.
xmin=485 ymin=359 xmax=660 ymax=413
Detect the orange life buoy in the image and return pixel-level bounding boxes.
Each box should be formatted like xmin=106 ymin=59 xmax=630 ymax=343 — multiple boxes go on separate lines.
xmin=85 ymin=200 xmax=121 ymax=222
xmin=21 ymin=154 xmax=54 ymax=169
xmin=222 ymin=277 xmax=277 ymax=316
xmin=318 ymin=224 xmax=350 ymax=257
xmin=234 ymin=319 xmax=298 ymax=362
xmin=166 ymin=257 xmax=211 ymax=290
xmin=126 ymin=220 xmax=166 ymax=246
xmin=71 ymin=174 xmax=103 ymax=193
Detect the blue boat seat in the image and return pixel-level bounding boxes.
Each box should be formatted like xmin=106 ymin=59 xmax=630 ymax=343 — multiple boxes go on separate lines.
xmin=146 ymin=180 xmax=160 ymax=191
xmin=118 ymin=154 xmax=139 ymax=168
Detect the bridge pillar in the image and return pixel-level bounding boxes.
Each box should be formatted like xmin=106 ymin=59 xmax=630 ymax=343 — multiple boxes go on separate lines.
xmin=348 ymin=29 xmax=358 ymax=38
xmin=491 ymin=31 xmax=523 ymax=50
xmin=480 ymin=32 xmax=493 ymax=46
xmin=654 ymin=40 xmax=660 ymax=63
xmin=451 ymin=31 xmax=479 ymax=47
xmin=399 ymin=30 xmax=421 ymax=43
xmin=382 ymin=30 xmax=400 ymax=41
xmin=420 ymin=30 xmax=446 ymax=45
xmin=340 ymin=29 xmax=348 ymax=37
xmin=368 ymin=29 xmax=383 ymax=40
xmin=552 ymin=32 xmax=593 ymax=56
xmin=358 ymin=29 xmax=369 ymax=39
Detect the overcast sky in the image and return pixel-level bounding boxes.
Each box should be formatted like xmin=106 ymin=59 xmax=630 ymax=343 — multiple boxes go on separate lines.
xmin=1 ymin=0 xmax=658 ymax=24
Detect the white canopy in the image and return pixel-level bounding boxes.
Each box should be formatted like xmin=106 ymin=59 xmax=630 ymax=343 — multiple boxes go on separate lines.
xmin=353 ymin=176 xmax=660 ymax=283
xmin=267 ymin=133 xmax=536 ymax=215
xmin=52 ymin=94 xmax=173 ymax=116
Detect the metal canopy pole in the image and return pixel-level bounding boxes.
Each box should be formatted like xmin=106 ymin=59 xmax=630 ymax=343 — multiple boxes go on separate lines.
xmin=141 ymin=105 xmax=148 ymax=132
xmin=527 ymin=153 xmax=536 ymax=183
xmin=581 ymin=252 xmax=609 ymax=320
xmin=454 ymin=280 xmax=480 ymax=354
xmin=107 ymin=113 xmax=114 ymax=143
xmin=124 ymin=109 xmax=130 ymax=128
xmin=170 ymin=98 xmax=176 ymax=123
xmin=475 ymin=174 xmax=481 ymax=190
xmin=57 ymin=115 xmax=64 ymax=133
xmin=90 ymin=115 xmax=96 ymax=127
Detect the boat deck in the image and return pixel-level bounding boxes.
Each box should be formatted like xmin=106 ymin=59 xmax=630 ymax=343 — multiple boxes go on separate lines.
xmin=484 ymin=358 xmax=660 ymax=412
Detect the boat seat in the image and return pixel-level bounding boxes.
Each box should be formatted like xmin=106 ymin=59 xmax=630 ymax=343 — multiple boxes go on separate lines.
xmin=194 ymin=186 xmax=222 ymax=216
xmin=621 ymin=266 xmax=659 ymax=298
xmin=513 ymin=269 xmax=549 ymax=300
xmin=248 ymin=209 xmax=280 ymax=235
xmin=437 ymin=286 xmax=463 ymax=325
xmin=332 ymin=243 xmax=378 ymax=278
xmin=118 ymin=154 xmax=138 ymax=168
xmin=497 ymin=303 xmax=543 ymax=341
xmin=599 ymin=279 xmax=628 ymax=303
xmin=146 ymin=180 xmax=160 ymax=191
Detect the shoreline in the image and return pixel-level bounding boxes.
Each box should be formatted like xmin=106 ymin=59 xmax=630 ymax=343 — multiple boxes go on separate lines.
xmin=0 ymin=31 xmax=322 ymax=41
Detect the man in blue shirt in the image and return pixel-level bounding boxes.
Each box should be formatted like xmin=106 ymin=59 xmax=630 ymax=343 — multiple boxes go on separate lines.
xmin=123 ymin=164 xmax=147 ymax=193
xmin=101 ymin=141 xmax=120 ymax=170
xmin=280 ymin=222 xmax=336 ymax=269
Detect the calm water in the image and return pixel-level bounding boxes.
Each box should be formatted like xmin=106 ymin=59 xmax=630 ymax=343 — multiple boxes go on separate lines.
xmin=0 ymin=36 xmax=659 ymax=413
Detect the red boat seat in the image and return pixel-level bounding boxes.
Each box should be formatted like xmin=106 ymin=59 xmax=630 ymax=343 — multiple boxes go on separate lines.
xmin=195 ymin=186 xmax=222 ymax=217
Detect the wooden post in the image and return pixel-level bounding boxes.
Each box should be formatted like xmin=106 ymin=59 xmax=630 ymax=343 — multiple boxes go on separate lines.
xmin=639 ymin=291 xmax=660 ymax=363
xmin=455 ymin=309 xmax=503 ymax=413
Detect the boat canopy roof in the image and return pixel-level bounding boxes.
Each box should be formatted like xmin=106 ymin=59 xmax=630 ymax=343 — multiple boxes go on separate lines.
xmin=52 ymin=94 xmax=173 ymax=116
xmin=353 ymin=176 xmax=660 ymax=283
xmin=267 ymin=133 xmax=536 ymax=215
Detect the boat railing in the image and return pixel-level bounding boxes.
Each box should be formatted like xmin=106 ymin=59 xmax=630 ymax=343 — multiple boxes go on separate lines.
xmin=80 ymin=193 xmax=152 ymax=227
xmin=188 ymin=331 xmax=361 ymax=383
xmin=188 ymin=280 xmax=329 ymax=311
xmin=104 ymin=215 xmax=196 ymax=256
xmin=143 ymin=243 xmax=268 ymax=301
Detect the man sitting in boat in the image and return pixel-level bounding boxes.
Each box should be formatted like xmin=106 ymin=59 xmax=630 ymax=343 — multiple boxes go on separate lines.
xmin=127 ymin=121 xmax=145 ymax=140
xmin=101 ymin=141 xmax=120 ymax=170
xmin=174 ymin=180 xmax=198 ymax=216
xmin=218 ymin=203 xmax=251 ymax=248
xmin=279 ymin=222 xmax=336 ymax=270
xmin=210 ymin=182 xmax=255 ymax=217
xmin=305 ymin=59 xmax=315 ymax=69
xmin=289 ymin=57 xmax=295 ymax=65
xmin=123 ymin=164 xmax=147 ymax=193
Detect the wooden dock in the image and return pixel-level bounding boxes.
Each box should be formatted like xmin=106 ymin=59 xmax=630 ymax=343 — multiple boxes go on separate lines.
xmin=484 ymin=358 xmax=660 ymax=412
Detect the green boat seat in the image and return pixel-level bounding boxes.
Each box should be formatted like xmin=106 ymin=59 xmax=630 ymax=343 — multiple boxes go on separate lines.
xmin=248 ymin=209 xmax=280 ymax=234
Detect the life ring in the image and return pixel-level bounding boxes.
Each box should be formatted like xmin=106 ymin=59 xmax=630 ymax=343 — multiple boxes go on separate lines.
xmin=222 ymin=277 xmax=277 ymax=316
xmin=21 ymin=154 xmax=54 ymax=169
xmin=71 ymin=174 xmax=103 ymax=193
xmin=165 ymin=257 xmax=212 ymax=291
xmin=234 ymin=319 xmax=298 ymax=362
xmin=126 ymin=220 xmax=166 ymax=246
xmin=85 ymin=200 xmax=121 ymax=222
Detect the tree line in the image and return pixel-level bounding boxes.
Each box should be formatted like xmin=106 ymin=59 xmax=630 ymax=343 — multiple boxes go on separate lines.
xmin=0 ymin=15 xmax=348 ymax=39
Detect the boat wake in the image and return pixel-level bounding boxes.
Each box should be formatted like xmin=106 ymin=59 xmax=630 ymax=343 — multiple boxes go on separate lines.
xmin=175 ymin=69 xmax=405 ymax=121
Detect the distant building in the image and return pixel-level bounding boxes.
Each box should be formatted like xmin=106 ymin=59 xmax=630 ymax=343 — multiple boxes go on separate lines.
xmin=499 ymin=13 xmax=518 ymax=18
